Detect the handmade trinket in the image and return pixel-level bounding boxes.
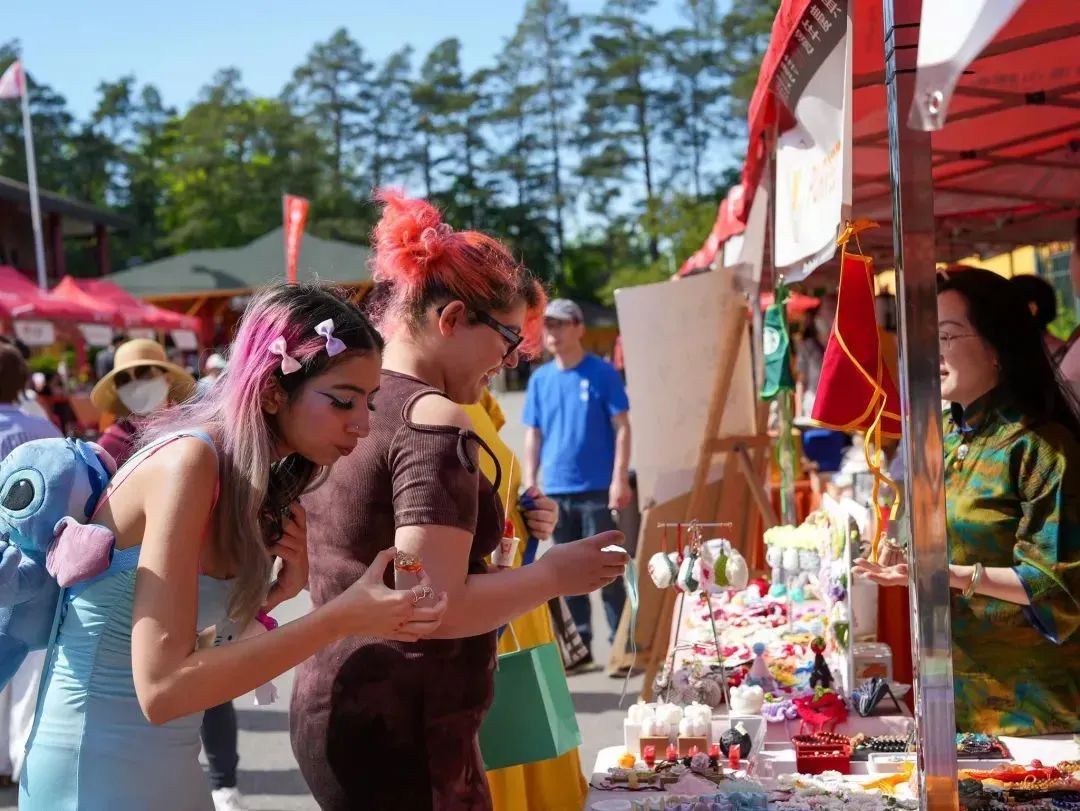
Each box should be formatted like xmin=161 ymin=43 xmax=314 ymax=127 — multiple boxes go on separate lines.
xmin=718 ymin=722 xmax=752 ymax=760
xmin=491 ymin=519 xmax=519 ymax=568
xmin=648 ymin=551 xmax=681 ymax=588
xmin=808 ymin=636 xmax=834 ymax=690
xmin=393 ymin=549 xmax=423 ymax=573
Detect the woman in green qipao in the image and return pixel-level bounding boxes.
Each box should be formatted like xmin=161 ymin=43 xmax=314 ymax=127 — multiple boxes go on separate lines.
xmin=856 ymin=267 xmax=1080 ymax=736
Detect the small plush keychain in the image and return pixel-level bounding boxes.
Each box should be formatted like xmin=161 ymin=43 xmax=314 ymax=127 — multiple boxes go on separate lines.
xmin=746 ymin=642 xmax=777 ymax=693
xmin=675 ymin=548 xmax=701 ymax=592
xmin=808 ymin=636 xmax=835 ymax=690
xmin=648 ymin=550 xmax=680 ymax=588
xmin=648 ymin=524 xmax=680 ymax=588
xmin=492 ymin=519 xmax=519 ymax=569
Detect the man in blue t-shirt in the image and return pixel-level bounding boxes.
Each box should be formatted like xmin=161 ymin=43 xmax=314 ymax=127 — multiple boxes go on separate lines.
xmin=524 ymin=299 xmax=632 ymax=668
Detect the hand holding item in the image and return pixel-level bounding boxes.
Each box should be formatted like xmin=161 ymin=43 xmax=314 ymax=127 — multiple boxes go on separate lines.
xmin=265 ymin=503 xmax=309 ymax=611
xmin=853 ymin=557 xmax=910 ymax=588
xmin=328 ymin=547 xmax=447 ymax=642
xmin=520 ymin=486 xmax=558 ymax=540
xmin=539 ymin=530 xmax=629 ymax=596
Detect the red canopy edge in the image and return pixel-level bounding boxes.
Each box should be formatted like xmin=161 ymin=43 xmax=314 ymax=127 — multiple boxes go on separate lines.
xmin=719 ymin=0 xmax=1080 ymax=271
xmin=0 ymin=267 xmax=108 ymax=324
xmin=676 ymin=184 xmax=750 ymax=278
xmin=53 ymin=276 xmax=200 ymax=333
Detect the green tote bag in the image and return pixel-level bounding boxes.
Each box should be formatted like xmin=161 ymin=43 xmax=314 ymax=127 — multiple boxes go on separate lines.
xmin=478 ymin=625 xmax=582 ymax=771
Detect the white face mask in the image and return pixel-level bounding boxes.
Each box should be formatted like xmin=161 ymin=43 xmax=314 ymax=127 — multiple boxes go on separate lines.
xmin=116 ymin=376 xmax=169 ymax=415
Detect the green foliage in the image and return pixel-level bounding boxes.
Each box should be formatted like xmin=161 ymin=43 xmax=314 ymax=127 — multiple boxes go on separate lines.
xmin=0 ymin=0 xmax=781 ymax=298
xmin=28 ymin=353 xmax=59 ymax=375
xmin=1049 ymin=291 xmax=1078 ymax=342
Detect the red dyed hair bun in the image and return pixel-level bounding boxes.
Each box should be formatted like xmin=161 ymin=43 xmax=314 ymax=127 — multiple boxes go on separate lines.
xmin=372 ymin=188 xmax=454 ymax=287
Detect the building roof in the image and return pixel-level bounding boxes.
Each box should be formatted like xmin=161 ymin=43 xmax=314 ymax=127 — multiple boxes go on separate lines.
xmin=105 ymin=228 xmax=372 ymax=298
xmin=0 ymin=175 xmax=129 ymax=236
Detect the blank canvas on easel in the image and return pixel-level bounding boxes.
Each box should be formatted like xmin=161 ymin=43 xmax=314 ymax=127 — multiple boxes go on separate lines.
xmin=614 ymin=271 xmax=757 ymax=509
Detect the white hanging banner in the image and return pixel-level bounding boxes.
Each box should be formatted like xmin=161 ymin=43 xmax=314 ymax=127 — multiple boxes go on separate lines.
xmin=13 ymin=320 xmax=56 ymax=347
xmin=724 ymin=181 xmax=769 ymax=296
xmin=78 ymin=323 xmax=114 ymax=348
xmin=772 ymin=0 xmax=852 ymax=281
xmin=909 ymin=0 xmax=1024 ymax=131
xmin=170 ymin=329 xmax=199 ymax=351
xmin=127 ymin=327 xmax=157 ymax=341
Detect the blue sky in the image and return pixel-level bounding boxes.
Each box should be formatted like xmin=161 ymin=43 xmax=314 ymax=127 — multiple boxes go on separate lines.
xmin=8 ymin=0 xmax=684 ymax=120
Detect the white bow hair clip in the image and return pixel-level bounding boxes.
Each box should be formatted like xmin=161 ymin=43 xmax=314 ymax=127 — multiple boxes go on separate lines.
xmin=269 ymin=336 xmax=302 ymax=375
xmin=315 ymin=319 xmax=346 ymax=357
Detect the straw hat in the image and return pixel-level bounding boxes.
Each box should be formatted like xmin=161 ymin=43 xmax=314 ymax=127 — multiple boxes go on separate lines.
xmin=91 ymin=338 xmax=196 ymax=416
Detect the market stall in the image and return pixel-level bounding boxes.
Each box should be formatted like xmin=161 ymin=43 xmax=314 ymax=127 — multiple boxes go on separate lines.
xmin=52 ymin=275 xmax=201 ymax=350
xmin=593 ymin=0 xmax=1080 ymax=807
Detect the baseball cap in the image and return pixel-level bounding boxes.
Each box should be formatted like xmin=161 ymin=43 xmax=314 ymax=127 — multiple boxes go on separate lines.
xmin=544 ymin=299 xmax=584 ymax=324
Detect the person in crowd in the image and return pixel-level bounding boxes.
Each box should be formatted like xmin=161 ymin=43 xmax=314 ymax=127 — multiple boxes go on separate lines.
xmin=1056 ymin=219 xmax=1080 ymax=383
xmin=795 ymin=312 xmax=827 ymax=419
xmin=0 ymin=342 xmax=63 ymax=789
xmin=94 ymin=333 xmax=126 ymax=381
xmin=0 ymin=337 xmax=49 ymax=424
xmin=20 ymin=283 xmax=446 ymax=811
xmin=94 ymin=340 xmax=241 ymax=810
xmin=462 ymin=388 xmax=588 ymax=811
xmin=1010 ymin=273 xmax=1066 ymax=361
xmin=198 ymin=353 xmax=227 ymax=396
xmin=91 ymin=338 xmax=197 ymax=468
xmin=855 ymin=267 xmax=1080 ymax=736
xmin=523 ymin=298 xmax=631 ymax=669
xmin=292 ymin=190 xmax=628 ymax=810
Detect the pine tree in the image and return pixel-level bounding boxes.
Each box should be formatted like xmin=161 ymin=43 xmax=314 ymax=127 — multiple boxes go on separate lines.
xmin=577 ymin=0 xmax=664 ymax=260
xmin=284 ymin=28 xmax=373 ymax=202
xmin=513 ymin=0 xmax=581 ymax=279
xmin=368 ymin=46 xmax=416 ymax=190
xmin=661 ymin=0 xmax=730 ymax=199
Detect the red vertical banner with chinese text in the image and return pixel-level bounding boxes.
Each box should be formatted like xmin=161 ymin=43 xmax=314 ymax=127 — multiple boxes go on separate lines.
xmin=283 ymin=194 xmax=310 ymax=284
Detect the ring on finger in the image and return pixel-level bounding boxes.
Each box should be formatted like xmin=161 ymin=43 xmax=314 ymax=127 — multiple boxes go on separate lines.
xmin=410 ymin=585 xmax=434 ymax=604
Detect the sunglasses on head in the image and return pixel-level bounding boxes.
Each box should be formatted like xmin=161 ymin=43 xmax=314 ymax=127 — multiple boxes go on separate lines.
xmin=113 ymin=365 xmax=166 ymax=388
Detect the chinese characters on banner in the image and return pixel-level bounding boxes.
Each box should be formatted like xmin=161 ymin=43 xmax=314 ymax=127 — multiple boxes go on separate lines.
xmin=283 ymin=194 xmax=311 ymax=284
xmin=772 ymin=0 xmax=852 ymax=282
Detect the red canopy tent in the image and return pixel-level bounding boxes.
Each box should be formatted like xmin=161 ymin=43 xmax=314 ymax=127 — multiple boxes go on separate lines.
xmin=760 ymin=290 xmax=821 ymax=315
xmin=680 ymin=0 xmax=1080 ymax=272
xmin=0 ymin=266 xmax=107 ymax=325
xmin=52 ymin=276 xmax=200 ymax=333
xmin=676 ymin=184 xmax=750 ymax=276
xmin=668 ymin=3 xmax=1079 ymax=804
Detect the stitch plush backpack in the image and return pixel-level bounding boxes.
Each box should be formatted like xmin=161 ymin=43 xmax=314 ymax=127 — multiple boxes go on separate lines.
xmin=0 ymin=438 xmax=116 ymax=687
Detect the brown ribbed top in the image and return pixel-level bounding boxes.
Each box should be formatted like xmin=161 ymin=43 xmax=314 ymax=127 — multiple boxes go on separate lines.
xmin=291 ymin=370 xmax=504 ymax=811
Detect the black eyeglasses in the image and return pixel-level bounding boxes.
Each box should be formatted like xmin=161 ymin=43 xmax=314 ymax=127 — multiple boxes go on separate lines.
xmin=437 ymin=305 xmax=524 ymax=360
xmin=475 ymin=311 xmax=524 ymax=359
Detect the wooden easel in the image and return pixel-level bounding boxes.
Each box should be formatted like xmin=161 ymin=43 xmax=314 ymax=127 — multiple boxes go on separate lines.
xmin=609 ymin=295 xmax=780 ymax=695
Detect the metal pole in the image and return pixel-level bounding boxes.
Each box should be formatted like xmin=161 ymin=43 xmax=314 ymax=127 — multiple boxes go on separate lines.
xmin=883 ymin=1 xmax=958 ymax=809
xmin=20 ymin=75 xmax=48 ymax=290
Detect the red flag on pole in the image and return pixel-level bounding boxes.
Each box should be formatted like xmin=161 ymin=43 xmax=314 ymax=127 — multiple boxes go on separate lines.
xmin=283 ymin=194 xmax=310 ymax=284
xmin=0 ymin=61 xmax=26 ymax=99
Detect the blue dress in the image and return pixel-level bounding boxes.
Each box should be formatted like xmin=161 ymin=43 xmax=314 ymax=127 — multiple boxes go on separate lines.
xmin=20 ymin=431 xmax=236 ymax=811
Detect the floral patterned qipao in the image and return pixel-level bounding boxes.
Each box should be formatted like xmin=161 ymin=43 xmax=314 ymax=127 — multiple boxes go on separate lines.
xmin=944 ymin=390 xmax=1080 ymax=735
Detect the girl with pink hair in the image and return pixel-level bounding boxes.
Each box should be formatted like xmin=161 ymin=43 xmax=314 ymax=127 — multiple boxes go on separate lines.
xmin=292 ymin=192 xmax=629 ymax=810
xmin=21 ymin=283 xmax=446 ymax=811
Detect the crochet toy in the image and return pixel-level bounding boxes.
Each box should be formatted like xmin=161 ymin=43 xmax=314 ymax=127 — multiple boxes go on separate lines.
xmin=0 ymin=438 xmax=116 ymax=687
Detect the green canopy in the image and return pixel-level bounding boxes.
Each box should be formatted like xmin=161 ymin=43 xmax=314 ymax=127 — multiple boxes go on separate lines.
xmin=105 ymin=228 xmax=372 ymax=297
